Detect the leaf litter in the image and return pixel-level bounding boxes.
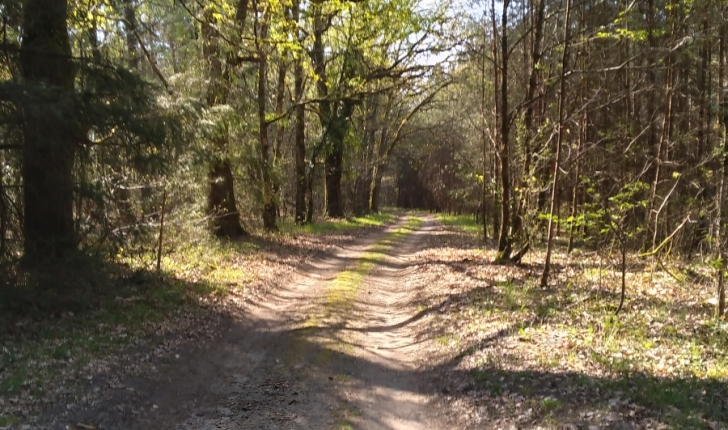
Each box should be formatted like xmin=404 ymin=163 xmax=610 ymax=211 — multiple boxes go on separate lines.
xmin=0 ymin=220 xmax=390 ymax=429
xmin=408 ymin=216 xmax=728 ymax=429
xmin=3 ymin=213 xmax=727 ymax=429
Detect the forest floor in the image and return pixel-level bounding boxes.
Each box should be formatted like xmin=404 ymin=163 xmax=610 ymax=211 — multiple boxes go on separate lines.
xmin=1 ymin=212 xmax=728 ymax=429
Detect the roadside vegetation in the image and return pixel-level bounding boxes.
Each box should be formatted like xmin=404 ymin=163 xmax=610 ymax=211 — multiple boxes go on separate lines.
xmin=416 ymin=214 xmax=728 ymax=429
xmin=0 ymin=213 xmax=397 ymax=426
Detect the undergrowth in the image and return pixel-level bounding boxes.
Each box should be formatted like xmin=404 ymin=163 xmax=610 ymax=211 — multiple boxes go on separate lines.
xmin=279 ymin=211 xmax=397 ymax=235
xmin=0 ymin=211 xmax=398 ymax=425
xmin=426 ymin=213 xmax=728 ymax=429
xmin=435 ymin=213 xmax=482 ymax=236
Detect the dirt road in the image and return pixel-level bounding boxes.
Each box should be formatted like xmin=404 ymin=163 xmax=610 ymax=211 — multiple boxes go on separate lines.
xmin=78 ymin=215 xmax=446 ymax=430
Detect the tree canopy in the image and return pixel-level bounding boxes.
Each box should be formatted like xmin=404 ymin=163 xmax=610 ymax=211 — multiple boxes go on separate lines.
xmin=2 ymin=0 xmax=728 ymax=314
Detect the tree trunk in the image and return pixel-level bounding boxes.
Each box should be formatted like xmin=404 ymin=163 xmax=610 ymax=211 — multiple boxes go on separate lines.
xmin=323 ymin=102 xmax=355 ymax=218
xmin=354 ymin=99 xmax=379 ymax=217
xmin=208 ymin=158 xmax=245 ymax=237
xmin=306 ymin=163 xmax=316 ymax=224
xmin=21 ymin=0 xmax=77 ymax=261
xmin=354 ymin=162 xmax=372 ymax=217
xmin=309 ymin=4 xmax=359 ymax=219
xmin=568 ymin=3 xmax=587 ymax=253
xmin=291 ymin=0 xmax=306 ymax=224
xmin=203 ymin=8 xmax=246 ymax=238
xmin=257 ymin=14 xmax=277 ymax=231
xmin=716 ymin=17 xmax=726 ymax=318
xmin=495 ymin=0 xmax=512 ymax=263
xmin=325 ymin=135 xmax=345 ymax=218
xmin=310 ymin=4 xmax=346 ymax=219
xmin=481 ymin=6 xmax=490 ymax=242
xmin=271 ymin=51 xmax=288 ymax=222
xmin=370 ymin=165 xmax=384 ymax=213
xmin=0 ymin=174 xmax=7 ymax=256
xmin=516 ymin=0 xmax=546 ymax=238
xmin=540 ymin=0 xmax=571 ymax=287
xmin=643 ymin=0 xmax=658 ymax=242
xmin=294 ymin=123 xmax=307 ymax=223
xmin=123 ymin=0 xmax=140 ymax=70
xmin=567 ymin=111 xmax=584 ymax=254
xmin=369 ymin=103 xmax=391 ymax=214
xmin=353 ymin=176 xmax=368 ymax=217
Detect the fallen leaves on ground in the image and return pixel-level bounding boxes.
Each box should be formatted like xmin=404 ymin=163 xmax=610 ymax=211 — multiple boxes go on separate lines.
xmin=0 ymin=221 xmax=390 ymax=428
xmin=410 ymin=217 xmax=728 ymax=430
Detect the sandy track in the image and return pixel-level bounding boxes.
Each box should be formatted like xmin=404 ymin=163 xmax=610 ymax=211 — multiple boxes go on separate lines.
xmin=65 ymin=215 xmax=446 ymax=430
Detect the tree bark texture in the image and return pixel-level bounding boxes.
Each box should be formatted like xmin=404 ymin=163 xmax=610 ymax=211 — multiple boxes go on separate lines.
xmin=21 ymin=0 xmax=77 ymax=261
xmin=202 ymin=7 xmax=246 ymax=238
xmin=495 ymin=0 xmax=512 ymax=262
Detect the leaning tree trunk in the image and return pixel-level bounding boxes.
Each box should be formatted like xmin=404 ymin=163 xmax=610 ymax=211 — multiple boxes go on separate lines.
xmin=540 ymin=0 xmax=571 ymax=287
xmin=21 ymin=0 xmax=77 ymax=261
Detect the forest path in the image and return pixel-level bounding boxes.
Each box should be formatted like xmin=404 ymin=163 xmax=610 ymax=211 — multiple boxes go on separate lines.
xmin=120 ymin=214 xmax=446 ymax=430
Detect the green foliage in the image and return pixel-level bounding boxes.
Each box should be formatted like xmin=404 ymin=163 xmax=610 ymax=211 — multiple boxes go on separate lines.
xmin=0 ymin=415 xmax=19 ymax=426
xmin=279 ymin=212 xmax=396 ymax=235
xmin=609 ymin=181 xmax=649 ymax=214
xmin=435 ymin=213 xmax=482 ymax=236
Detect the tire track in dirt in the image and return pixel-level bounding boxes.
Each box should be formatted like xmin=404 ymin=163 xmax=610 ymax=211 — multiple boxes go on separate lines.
xmin=323 ymin=215 xmax=445 ymax=430
xmin=75 ymin=214 xmax=445 ymax=430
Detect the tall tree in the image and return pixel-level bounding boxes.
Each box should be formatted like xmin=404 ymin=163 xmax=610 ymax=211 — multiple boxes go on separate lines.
xmin=255 ymin=3 xmax=277 ymax=231
xmin=292 ymin=0 xmax=307 ymax=224
xmin=494 ymin=0 xmax=512 ymax=263
xmin=202 ymin=4 xmax=247 ymax=238
xmin=540 ymin=0 xmax=571 ymax=287
xmin=20 ymin=0 xmax=77 ymax=260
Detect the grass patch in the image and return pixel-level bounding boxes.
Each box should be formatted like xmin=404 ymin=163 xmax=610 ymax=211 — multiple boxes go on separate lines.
xmin=0 ymin=415 xmax=18 ymax=426
xmin=324 ymin=216 xmax=422 ymax=311
xmin=290 ymin=216 xmax=422 ymax=368
xmin=435 ymin=213 xmax=482 ymax=236
xmin=540 ymin=397 xmax=563 ymax=413
xmin=334 ymin=404 xmax=364 ymax=430
xmin=0 ymin=368 xmax=25 ymax=395
xmin=279 ymin=211 xmax=397 ymax=235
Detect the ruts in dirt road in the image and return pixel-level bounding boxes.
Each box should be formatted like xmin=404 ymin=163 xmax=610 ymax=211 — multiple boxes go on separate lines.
xmin=106 ymin=215 xmax=449 ymax=430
